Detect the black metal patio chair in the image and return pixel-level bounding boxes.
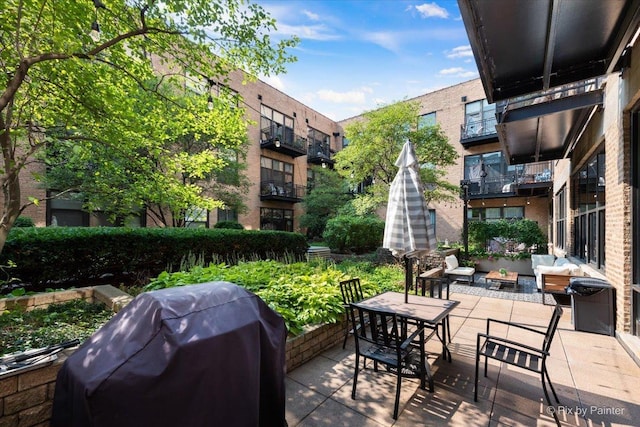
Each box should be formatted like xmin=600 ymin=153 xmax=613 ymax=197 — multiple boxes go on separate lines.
xmin=348 ymin=303 xmax=430 ymax=420
xmin=474 ymin=305 xmax=564 ymax=426
xmin=415 ymin=275 xmax=452 ymax=361
xmin=339 ymin=278 xmax=364 ymax=348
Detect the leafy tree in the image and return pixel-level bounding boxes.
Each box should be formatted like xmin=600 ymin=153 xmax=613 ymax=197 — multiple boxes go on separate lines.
xmin=300 ymin=166 xmax=352 ymax=239
xmin=0 ymin=0 xmax=297 ymax=251
xmin=334 ymin=100 xmax=459 ymax=209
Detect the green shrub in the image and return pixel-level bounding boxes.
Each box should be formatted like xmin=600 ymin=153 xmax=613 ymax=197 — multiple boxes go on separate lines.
xmin=13 ymin=216 xmax=35 ymax=227
xmin=213 ymin=220 xmax=244 ymax=229
xmin=1 ymin=227 xmax=308 ymax=287
xmin=146 ymin=259 xmax=405 ymax=335
xmin=323 ymin=215 xmax=384 ymax=254
xmin=468 ymin=219 xmax=547 ymax=253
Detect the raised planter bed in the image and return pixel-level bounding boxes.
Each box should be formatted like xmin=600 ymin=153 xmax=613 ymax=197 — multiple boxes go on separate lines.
xmin=0 ymin=287 xmax=344 ymax=427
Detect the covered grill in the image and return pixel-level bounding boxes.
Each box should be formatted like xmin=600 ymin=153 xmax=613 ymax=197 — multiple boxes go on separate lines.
xmin=567 ymin=277 xmax=615 ymax=336
xmin=51 ymin=281 xmax=287 ymax=427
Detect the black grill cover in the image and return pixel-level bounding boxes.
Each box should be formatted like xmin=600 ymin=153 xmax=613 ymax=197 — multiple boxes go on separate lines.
xmin=567 ymin=277 xmax=612 ymax=296
xmin=51 ymin=281 xmax=287 ymax=427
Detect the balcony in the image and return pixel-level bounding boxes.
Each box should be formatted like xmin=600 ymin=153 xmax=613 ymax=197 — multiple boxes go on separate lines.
xmin=260 ymin=124 xmax=307 ymax=158
xmin=307 ymin=142 xmax=334 ymax=168
xmin=465 ymin=160 xmax=554 ymax=199
xmin=494 ymin=78 xmax=604 ymax=164
xmin=460 ymin=116 xmax=498 ymax=146
xmin=260 ymin=180 xmax=305 ymax=202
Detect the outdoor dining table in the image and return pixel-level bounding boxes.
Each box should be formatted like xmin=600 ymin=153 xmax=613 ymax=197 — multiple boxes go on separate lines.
xmin=352 ymin=291 xmax=460 ymax=362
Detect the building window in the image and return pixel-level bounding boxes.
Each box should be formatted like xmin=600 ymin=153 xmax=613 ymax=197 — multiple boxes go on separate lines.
xmin=308 ymin=127 xmax=331 ymax=163
xmin=463 ymin=99 xmax=496 ymax=138
xmin=572 ymin=150 xmax=605 ymax=268
xmin=48 ymin=193 xmax=89 ymax=226
xmin=260 ymin=105 xmax=294 ymax=146
xmin=217 ymin=208 xmax=237 ymax=222
xmin=468 ymin=206 xmax=524 ymax=222
xmin=216 ymin=149 xmax=241 ymax=185
xmin=464 ymin=151 xmax=519 ymax=195
xmin=260 ymin=208 xmax=293 ymax=231
xmin=185 ymin=207 xmax=208 ymax=228
xmin=418 ymin=112 xmax=436 ymax=129
xmin=342 ymin=137 xmax=350 ymax=149
xmin=261 ymin=156 xmax=294 ymax=196
xmin=429 ymin=209 xmax=436 ymax=235
xmin=555 ymin=186 xmax=566 ymax=249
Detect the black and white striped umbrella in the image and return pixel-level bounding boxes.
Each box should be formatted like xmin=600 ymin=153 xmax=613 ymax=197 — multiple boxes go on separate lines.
xmin=383 ymin=141 xmax=436 ymax=301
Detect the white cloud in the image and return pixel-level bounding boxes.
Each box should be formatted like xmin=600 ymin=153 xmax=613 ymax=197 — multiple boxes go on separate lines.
xmin=276 ymin=22 xmax=341 ymax=41
xmin=446 ymin=45 xmax=473 ymax=59
xmin=261 ymin=75 xmax=285 ymax=91
xmin=302 ymin=10 xmax=320 ymax=21
xmin=317 ymin=87 xmax=372 ymax=104
xmin=415 ymin=3 xmax=449 ymax=19
xmin=362 ymin=31 xmax=401 ymax=53
xmin=438 ymin=67 xmax=477 ymax=78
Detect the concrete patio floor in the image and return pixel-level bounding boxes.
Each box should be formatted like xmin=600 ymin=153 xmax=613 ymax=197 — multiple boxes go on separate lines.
xmin=285 ymin=291 xmax=640 ymax=426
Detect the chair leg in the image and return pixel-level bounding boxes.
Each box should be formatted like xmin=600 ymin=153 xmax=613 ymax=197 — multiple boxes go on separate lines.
xmin=351 ymin=355 xmax=360 ymax=400
xmin=474 ymin=338 xmax=480 ymax=401
xmin=342 ymin=325 xmax=349 ymax=349
xmin=392 ymin=371 xmax=402 ymax=419
xmin=544 ymin=367 xmax=560 ymax=403
xmin=541 ymin=371 xmax=560 ymax=426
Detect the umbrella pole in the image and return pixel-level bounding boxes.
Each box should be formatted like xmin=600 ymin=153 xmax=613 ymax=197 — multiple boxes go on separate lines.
xmin=405 ymin=256 xmax=413 ymax=303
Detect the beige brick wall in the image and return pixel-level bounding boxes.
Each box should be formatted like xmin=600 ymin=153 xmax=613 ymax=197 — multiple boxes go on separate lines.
xmin=340 ymin=79 xmax=550 ymax=244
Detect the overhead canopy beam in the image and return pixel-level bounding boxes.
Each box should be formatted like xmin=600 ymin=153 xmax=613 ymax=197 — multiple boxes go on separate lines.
xmin=542 ymin=0 xmax=561 ymax=91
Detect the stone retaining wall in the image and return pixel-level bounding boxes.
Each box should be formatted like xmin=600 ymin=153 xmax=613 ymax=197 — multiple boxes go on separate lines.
xmin=0 ymin=287 xmax=344 ymax=426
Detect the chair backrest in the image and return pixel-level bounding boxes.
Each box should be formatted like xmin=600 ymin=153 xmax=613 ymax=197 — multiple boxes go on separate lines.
xmin=340 ymin=278 xmax=364 ymax=305
xmin=543 ymin=305 xmax=564 ymax=353
xmin=415 ymin=276 xmax=449 ymax=299
xmin=348 ymin=303 xmax=400 ymax=354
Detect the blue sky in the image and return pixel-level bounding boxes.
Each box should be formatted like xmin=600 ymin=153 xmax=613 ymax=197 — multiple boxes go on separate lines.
xmin=255 ymin=0 xmax=478 ymax=121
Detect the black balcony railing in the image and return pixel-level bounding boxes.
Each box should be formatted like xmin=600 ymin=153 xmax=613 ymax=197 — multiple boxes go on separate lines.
xmin=464 ymin=161 xmax=554 ymax=198
xmin=460 ymin=116 xmax=498 ymax=142
xmin=260 ymin=123 xmax=306 ymax=157
xmin=260 ymin=180 xmax=305 ymax=202
xmin=496 ymin=78 xmax=603 ymax=121
xmin=307 ymin=142 xmax=334 ymax=167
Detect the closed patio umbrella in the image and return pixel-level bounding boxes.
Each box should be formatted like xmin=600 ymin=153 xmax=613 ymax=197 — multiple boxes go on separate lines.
xmin=383 ymin=140 xmax=437 ymax=302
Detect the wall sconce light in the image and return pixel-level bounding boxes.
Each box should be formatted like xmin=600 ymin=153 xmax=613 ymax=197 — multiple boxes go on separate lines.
xmin=526 ymin=198 xmax=530 ymax=205
xmin=258 ymin=94 xmax=262 ymax=100
xmin=503 ymin=201 xmax=507 ymax=207
xmin=274 ymin=139 xmax=281 ymax=148
xmin=90 ymin=21 xmax=101 ymax=42
xmin=482 ymin=199 xmax=485 ymax=206
xmin=89 ymin=0 xmax=106 ymax=42
xmin=461 ymin=96 xmax=467 ymax=102
xmin=207 ymin=79 xmax=215 ymax=110
xmin=321 ymin=161 xmax=327 ymax=169
xmin=305 ymin=118 xmax=309 ymax=123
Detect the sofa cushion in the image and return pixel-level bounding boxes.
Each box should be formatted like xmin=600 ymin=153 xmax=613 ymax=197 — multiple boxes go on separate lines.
xmin=554 ymin=257 xmax=571 ymax=267
xmin=531 ymin=254 xmax=555 ymax=271
xmin=444 ymin=255 xmax=459 ymax=271
xmin=535 ymin=264 xmax=582 ymax=289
